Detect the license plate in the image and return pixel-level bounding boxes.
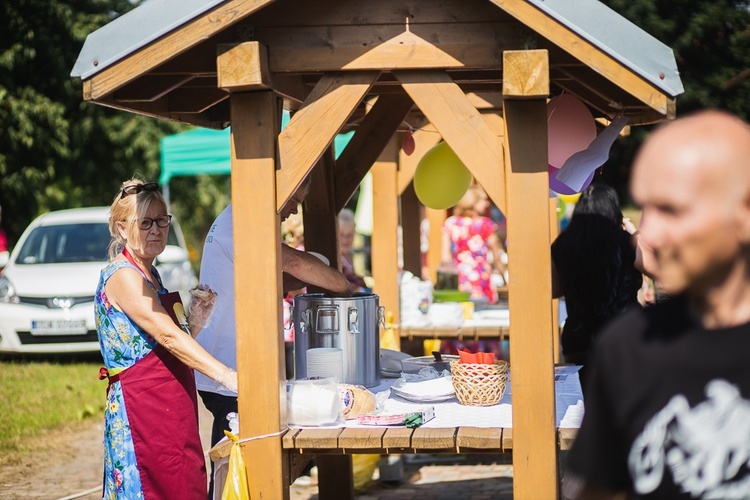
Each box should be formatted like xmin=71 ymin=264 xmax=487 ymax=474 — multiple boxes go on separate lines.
xmin=31 ymin=319 xmax=88 ymax=335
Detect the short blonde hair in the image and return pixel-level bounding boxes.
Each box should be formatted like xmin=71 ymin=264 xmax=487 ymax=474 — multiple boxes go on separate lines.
xmin=107 ymin=178 xmax=167 ymax=260
xmin=452 ymin=185 xmax=485 ymax=217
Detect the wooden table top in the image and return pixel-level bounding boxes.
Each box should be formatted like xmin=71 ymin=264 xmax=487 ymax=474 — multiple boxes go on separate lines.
xmin=398 ymin=322 xmax=510 ymax=340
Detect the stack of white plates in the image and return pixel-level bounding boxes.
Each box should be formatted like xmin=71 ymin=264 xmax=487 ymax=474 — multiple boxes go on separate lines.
xmin=306 ymin=347 xmax=344 ymax=381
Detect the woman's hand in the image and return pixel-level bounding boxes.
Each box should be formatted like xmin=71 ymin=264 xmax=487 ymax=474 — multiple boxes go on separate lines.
xmin=622 ymin=217 xmax=638 ymax=235
xmin=215 ymin=367 xmax=238 ymax=393
xmin=188 ymin=284 xmax=218 ymax=337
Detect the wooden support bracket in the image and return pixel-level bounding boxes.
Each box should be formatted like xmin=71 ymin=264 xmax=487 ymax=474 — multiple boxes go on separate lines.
xmin=395 ymin=70 xmax=506 ymax=214
xmin=277 ymin=71 xmax=380 ymax=212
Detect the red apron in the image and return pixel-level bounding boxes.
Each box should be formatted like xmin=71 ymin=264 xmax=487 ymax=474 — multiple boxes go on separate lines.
xmin=119 ymin=340 xmax=206 ymax=499
xmin=102 ymin=255 xmax=206 ymax=499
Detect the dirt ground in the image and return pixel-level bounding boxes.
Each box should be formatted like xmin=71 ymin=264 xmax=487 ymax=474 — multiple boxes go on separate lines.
xmin=0 ymin=420 xmax=105 ymax=499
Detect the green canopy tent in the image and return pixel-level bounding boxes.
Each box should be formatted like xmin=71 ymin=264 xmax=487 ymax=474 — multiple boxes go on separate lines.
xmin=159 ymin=113 xmax=354 ymax=207
xmin=159 ymin=127 xmax=232 ymax=206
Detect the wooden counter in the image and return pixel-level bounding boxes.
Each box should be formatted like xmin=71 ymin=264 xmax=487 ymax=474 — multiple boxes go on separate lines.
xmin=398 ymin=322 xmax=510 ymax=341
xmin=210 ymin=425 xmax=578 ymax=461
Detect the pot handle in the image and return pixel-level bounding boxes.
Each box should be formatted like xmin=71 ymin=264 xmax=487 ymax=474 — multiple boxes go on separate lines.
xmin=298 ymin=308 xmax=312 ymax=335
xmin=378 ymin=306 xmax=386 ymax=329
xmin=285 ymin=305 xmax=293 ymax=331
xmin=315 ymin=305 xmax=340 ymax=334
xmin=348 ymin=307 xmax=359 ymax=334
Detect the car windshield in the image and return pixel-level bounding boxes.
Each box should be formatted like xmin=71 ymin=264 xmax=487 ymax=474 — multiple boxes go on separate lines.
xmin=16 ymin=223 xmax=112 ymax=264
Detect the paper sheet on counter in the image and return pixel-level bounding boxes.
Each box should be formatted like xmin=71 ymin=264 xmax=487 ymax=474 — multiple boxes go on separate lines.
xmin=340 ymin=371 xmax=584 ymax=429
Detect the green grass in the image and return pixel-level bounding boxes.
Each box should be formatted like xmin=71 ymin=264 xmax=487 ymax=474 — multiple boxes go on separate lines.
xmin=0 ymin=356 xmax=105 ymax=464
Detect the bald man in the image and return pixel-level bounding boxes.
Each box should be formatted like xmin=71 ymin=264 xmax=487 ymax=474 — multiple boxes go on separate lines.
xmin=565 ymin=110 xmax=750 ymax=499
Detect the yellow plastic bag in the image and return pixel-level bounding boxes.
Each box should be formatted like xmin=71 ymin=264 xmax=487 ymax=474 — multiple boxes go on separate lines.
xmin=352 ymin=454 xmax=380 ymax=493
xmin=380 ymin=311 xmax=399 ymax=350
xmin=221 ymin=432 xmax=250 ymax=500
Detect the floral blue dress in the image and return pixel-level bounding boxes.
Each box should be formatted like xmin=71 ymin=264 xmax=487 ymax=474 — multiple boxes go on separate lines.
xmin=95 ymin=260 xmax=160 ymax=499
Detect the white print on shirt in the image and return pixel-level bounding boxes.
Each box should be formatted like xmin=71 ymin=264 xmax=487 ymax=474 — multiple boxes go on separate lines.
xmin=629 ymin=379 xmax=750 ymax=498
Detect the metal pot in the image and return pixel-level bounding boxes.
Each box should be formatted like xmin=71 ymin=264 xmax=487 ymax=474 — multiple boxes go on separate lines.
xmin=293 ymin=292 xmax=384 ymax=387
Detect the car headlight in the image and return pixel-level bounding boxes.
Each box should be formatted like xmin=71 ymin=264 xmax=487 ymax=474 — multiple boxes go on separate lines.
xmin=0 ymin=275 xmax=19 ymax=303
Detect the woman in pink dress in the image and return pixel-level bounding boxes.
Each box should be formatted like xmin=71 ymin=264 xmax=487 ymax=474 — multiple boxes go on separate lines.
xmin=440 ymin=185 xmax=505 ymax=303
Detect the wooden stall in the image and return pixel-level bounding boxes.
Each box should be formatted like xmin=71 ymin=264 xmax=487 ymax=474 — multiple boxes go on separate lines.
xmin=72 ymin=0 xmax=682 ymax=497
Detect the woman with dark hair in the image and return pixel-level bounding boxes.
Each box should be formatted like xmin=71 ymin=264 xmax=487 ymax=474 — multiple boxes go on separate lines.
xmin=551 ymin=183 xmax=643 ymax=390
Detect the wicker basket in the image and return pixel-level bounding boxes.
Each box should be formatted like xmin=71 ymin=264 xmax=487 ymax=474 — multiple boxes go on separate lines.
xmin=450 ymin=360 xmax=509 ymax=406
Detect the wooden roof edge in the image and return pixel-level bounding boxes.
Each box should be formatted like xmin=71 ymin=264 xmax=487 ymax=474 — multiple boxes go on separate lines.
xmin=490 ymin=0 xmax=681 ymax=120
xmin=73 ymin=0 xmax=277 ymax=101
xmin=495 ymin=0 xmax=682 ymax=98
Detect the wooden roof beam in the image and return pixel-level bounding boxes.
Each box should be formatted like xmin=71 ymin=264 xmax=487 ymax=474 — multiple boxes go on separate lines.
xmin=263 ymin=22 xmax=524 ymax=73
xmin=217 ymin=42 xmax=309 ymax=104
xmin=395 ymin=70 xmax=507 ymax=214
xmin=167 ymin=88 xmax=229 ymax=114
xmin=276 ymin=71 xmax=380 ymax=211
xmin=113 ymin=75 xmax=197 ymax=103
xmin=334 ymin=93 xmax=414 ymax=212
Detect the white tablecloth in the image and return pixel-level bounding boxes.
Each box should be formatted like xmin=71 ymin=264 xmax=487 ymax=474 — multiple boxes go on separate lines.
xmin=340 ymin=367 xmax=584 ymax=429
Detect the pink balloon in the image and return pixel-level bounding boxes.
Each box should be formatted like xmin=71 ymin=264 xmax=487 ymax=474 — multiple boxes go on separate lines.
xmin=548 ymin=165 xmax=594 ymax=195
xmin=547 ymin=94 xmax=596 ymax=169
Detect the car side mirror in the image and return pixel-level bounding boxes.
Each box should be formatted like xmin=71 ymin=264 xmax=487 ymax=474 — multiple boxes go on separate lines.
xmin=156 ymin=245 xmax=188 ymax=264
xmin=0 ymin=251 xmax=9 ymax=268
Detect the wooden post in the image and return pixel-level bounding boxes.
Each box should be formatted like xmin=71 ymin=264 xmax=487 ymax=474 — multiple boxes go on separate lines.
xmin=400 ymin=182 xmax=423 ymax=278
xmin=303 ymin=147 xmax=340 ymax=272
xmin=502 ymin=49 xmax=557 ymax=500
xmin=425 ymin=207 xmax=447 ymax=284
xmin=371 ymin=136 xmax=401 ymax=324
xmin=230 ymin=91 xmax=288 ymax=499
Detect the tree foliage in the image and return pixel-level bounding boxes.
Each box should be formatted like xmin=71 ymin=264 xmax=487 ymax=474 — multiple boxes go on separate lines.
xmin=0 ymin=0 xmax=229 ymax=256
xmin=3 ymin=0 xmax=750 ymax=247
xmin=599 ymin=0 xmax=750 ymax=202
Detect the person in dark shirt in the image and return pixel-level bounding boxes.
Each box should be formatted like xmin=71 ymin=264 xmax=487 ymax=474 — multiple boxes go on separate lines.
xmin=551 ymin=183 xmax=643 ymax=390
xmin=566 ymin=110 xmax=750 ymax=498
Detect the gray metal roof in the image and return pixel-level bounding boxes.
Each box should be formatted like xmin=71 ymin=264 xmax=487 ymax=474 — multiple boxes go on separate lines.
xmin=527 ymin=0 xmax=683 ymax=96
xmin=71 ymin=0 xmax=683 ymax=97
xmin=71 ymin=0 xmax=225 ymax=79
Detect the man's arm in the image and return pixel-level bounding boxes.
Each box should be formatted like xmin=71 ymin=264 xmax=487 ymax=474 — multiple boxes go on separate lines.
xmin=281 ymin=245 xmax=353 ymax=296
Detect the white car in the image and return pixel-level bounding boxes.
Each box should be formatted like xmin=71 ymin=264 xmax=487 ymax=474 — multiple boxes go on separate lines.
xmin=0 ymin=207 xmax=197 ymax=353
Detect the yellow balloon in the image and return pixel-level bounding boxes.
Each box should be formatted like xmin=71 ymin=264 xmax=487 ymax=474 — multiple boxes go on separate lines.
xmin=558 ymin=192 xmax=581 ymax=204
xmin=414 ymin=142 xmax=472 ymax=209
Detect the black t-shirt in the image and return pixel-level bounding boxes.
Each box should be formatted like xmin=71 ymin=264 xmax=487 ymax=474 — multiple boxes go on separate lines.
xmin=567 ymin=295 xmax=750 ymax=498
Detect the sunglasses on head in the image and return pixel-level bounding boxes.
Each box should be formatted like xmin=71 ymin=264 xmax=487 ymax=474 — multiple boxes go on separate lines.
xmin=121 ymin=182 xmax=159 ymax=199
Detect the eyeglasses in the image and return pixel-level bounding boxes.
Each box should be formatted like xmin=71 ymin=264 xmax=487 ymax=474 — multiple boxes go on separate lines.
xmin=138 ymin=214 xmax=172 ymax=230
xmin=121 ymin=182 xmax=159 ymax=199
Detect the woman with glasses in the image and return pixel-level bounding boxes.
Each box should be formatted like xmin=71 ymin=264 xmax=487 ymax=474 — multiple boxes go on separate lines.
xmin=94 ymin=179 xmax=236 ymax=499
